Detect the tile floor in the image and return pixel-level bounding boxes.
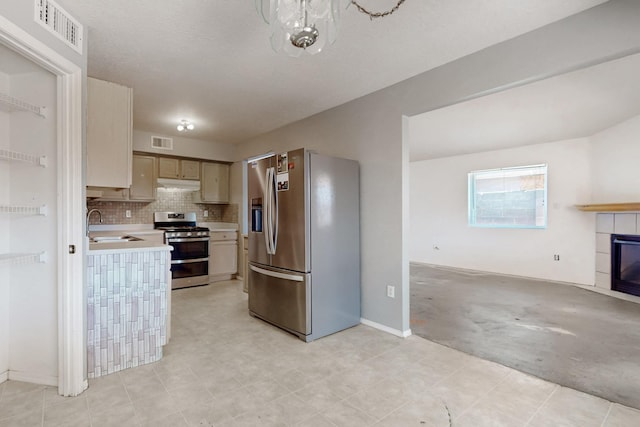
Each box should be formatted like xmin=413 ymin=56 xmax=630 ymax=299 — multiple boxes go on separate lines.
xmin=1 ymin=280 xmax=639 ymax=426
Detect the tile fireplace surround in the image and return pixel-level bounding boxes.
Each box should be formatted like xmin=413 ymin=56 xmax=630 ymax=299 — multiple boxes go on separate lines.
xmin=595 ymin=213 xmax=640 ymax=292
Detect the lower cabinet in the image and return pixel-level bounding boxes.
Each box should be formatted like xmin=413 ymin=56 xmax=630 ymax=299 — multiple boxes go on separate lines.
xmin=209 ymin=231 xmax=238 ymax=282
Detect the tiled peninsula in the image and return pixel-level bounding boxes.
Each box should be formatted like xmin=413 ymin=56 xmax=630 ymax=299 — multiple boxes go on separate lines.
xmin=86 ymin=243 xmax=172 ymax=378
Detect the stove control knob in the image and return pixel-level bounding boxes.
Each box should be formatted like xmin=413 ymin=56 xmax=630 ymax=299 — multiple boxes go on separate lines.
xmin=187 ymin=232 xmax=192 ymax=236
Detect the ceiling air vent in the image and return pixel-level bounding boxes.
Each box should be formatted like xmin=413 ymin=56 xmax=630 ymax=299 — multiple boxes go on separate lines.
xmin=34 ymin=0 xmax=83 ymax=54
xmin=151 ymin=136 xmax=173 ymax=150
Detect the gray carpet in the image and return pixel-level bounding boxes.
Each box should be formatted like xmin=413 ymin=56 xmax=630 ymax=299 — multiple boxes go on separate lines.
xmin=410 ymin=263 xmax=640 ymax=410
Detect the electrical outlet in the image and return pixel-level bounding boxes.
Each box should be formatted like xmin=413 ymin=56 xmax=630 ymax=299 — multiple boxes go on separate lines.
xmin=554 ymin=254 xmax=560 ymax=261
xmin=125 ymin=210 xmax=131 ymax=218
xmin=387 ymin=285 xmax=395 ymax=298
xmin=203 ymin=210 xmax=209 ymax=217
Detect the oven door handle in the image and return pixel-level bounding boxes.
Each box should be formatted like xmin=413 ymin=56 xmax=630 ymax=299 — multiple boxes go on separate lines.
xmin=167 ymin=237 xmax=210 ymax=243
xmin=171 ymin=257 xmax=209 ymax=264
xmin=613 ymin=239 xmax=640 ymax=246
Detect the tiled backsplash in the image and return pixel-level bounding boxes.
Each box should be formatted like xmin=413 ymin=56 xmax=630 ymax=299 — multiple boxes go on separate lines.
xmin=595 ymin=213 xmax=640 ymax=290
xmin=87 ymin=188 xmax=238 ymax=224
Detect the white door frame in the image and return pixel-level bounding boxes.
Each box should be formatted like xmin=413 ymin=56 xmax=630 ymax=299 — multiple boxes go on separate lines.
xmin=0 ymin=15 xmax=86 ymax=396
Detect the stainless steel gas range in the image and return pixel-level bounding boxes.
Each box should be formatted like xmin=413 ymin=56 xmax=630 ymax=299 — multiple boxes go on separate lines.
xmin=154 ymin=212 xmax=210 ymax=289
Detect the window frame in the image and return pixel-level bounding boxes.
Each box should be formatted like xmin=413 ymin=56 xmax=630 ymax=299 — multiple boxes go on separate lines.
xmin=468 ymin=164 xmax=548 ymax=229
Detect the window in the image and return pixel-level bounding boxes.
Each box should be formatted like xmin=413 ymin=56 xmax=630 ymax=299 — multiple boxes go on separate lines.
xmin=468 ymin=164 xmax=547 ymax=228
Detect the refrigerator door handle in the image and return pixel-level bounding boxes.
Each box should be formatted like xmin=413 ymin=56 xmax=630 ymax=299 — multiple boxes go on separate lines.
xmin=264 ymin=166 xmax=278 ymax=255
xmin=264 ymin=167 xmax=273 ymax=254
xmin=272 ymin=166 xmax=278 ymax=254
xmin=250 ymin=265 xmax=304 ymax=282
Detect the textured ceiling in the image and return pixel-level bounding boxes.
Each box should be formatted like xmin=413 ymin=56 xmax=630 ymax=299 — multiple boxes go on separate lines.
xmin=60 ymin=0 xmax=607 ymax=143
xmin=408 ymin=52 xmax=640 ymax=162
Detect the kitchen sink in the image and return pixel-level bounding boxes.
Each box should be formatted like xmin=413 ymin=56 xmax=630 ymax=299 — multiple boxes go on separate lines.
xmin=90 ymin=235 xmax=142 ymax=243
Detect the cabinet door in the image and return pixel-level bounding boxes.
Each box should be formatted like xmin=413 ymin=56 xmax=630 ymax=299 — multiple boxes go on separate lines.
xmin=129 ymin=155 xmax=156 ymax=200
xmin=158 ymin=157 xmax=180 ymax=178
xmin=180 ymin=160 xmax=200 ymax=180
xmin=86 ymin=78 xmax=133 ymax=188
xmin=210 ymin=242 xmax=238 ymax=275
xmin=201 ymin=162 xmax=229 ymax=203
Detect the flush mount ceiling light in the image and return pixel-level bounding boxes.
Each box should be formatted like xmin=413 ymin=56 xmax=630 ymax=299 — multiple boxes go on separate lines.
xmin=177 ymin=119 xmax=195 ymax=132
xmin=254 ymin=0 xmax=406 ymax=57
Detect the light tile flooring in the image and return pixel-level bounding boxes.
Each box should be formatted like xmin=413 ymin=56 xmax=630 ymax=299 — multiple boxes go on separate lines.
xmin=1 ymin=280 xmax=640 ymax=426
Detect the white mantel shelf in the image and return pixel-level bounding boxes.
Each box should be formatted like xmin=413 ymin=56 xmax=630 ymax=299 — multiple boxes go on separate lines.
xmin=575 ymin=203 xmax=640 ymax=212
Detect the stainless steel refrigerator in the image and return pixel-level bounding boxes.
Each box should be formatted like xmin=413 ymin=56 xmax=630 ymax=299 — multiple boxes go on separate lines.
xmin=248 ymin=148 xmax=360 ymax=342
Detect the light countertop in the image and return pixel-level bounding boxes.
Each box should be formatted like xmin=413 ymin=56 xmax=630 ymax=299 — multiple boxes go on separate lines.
xmin=87 ymin=228 xmax=169 ymax=253
xmin=87 ymin=239 xmax=171 ymax=254
xmin=200 ymin=222 xmax=238 ymax=231
xmin=86 ymin=222 xmax=238 ymax=252
xmin=88 ymin=224 xmax=157 ymax=232
xmin=89 ymin=222 xmax=239 ymax=232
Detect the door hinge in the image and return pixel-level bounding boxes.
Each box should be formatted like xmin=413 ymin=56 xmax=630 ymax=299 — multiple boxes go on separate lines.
xmin=68 ymin=244 xmax=76 ymax=254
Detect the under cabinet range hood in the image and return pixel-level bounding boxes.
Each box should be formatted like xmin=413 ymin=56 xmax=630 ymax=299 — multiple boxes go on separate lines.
xmin=157 ymin=178 xmax=200 ymax=191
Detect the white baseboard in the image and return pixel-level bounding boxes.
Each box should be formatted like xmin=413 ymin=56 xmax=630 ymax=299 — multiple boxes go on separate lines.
xmin=8 ymin=370 xmax=57 ymax=387
xmin=0 ymin=370 xmax=7 ymax=383
xmin=412 ymin=261 xmax=640 ymax=305
xmin=209 ymin=274 xmax=234 ymax=283
xmin=360 ymin=318 xmax=412 ymax=338
xmin=574 ymin=283 xmax=640 ymax=304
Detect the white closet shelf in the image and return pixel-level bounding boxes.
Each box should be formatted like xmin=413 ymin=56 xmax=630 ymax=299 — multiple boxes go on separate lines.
xmin=0 ymin=148 xmax=47 ymax=167
xmin=0 ymin=252 xmax=47 ymax=266
xmin=0 ymin=92 xmax=47 ymax=118
xmin=0 ymin=205 xmax=47 ymax=215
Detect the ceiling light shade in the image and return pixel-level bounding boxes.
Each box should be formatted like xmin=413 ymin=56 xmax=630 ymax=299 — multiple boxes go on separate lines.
xmin=255 ymin=1 xmax=406 ymax=57
xmin=177 ymin=120 xmax=194 ymax=132
xmin=255 ymin=0 xmax=347 ymax=57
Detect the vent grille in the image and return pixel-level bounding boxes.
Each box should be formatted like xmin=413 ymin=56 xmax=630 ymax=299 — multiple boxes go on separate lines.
xmin=151 ymin=136 xmax=173 ymax=150
xmin=34 ymin=0 xmax=83 ymax=54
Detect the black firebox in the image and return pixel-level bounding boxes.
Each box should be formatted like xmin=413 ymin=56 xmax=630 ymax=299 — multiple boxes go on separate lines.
xmin=611 ymin=234 xmax=640 ymax=297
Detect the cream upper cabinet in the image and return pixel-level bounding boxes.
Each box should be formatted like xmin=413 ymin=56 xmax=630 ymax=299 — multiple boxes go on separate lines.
xmin=86 ymin=77 xmax=132 ymax=188
xmin=158 ymin=157 xmax=200 ymax=180
xmin=158 ymin=157 xmax=180 ymax=178
xmin=181 ymin=160 xmax=200 ymax=180
xmin=129 ymin=155 xmax=156 ymax=201
xmin=200 ymin=162 xmax=229 ymax=203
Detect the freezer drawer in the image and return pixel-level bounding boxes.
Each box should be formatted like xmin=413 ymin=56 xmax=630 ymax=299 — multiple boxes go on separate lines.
xmin=248 ymin=264 xmax=311 ymax=337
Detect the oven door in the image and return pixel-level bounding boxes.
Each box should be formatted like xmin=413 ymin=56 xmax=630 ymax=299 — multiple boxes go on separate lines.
xmin=168 ymin=237 xmax=209 ymax=260
xmin=167 ymin=237 xmax=209 ymax=289
xmin=171 ymin=258 xmax=209 ymax=289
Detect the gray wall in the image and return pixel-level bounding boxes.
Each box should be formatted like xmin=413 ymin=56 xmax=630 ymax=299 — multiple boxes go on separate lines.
xmin=1 ymin=1 xmax=89 ymax=187
xmin=132 ymin=129 xmax=237 ymax=162
xmin=235 ymin=0 xmax=640 ymax=334
xmin=0 ymin=2 xmax=87 ymax=69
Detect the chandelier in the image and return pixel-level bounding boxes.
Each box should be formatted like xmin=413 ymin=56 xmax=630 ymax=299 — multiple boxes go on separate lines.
xmin=255 ymin=0 xmax=406 ymax=57
xmin=176 ymin=119 xmax=195 ymax=132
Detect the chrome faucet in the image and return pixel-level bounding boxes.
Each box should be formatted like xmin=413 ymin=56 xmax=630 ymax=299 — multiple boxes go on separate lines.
xmin=86 ymin=209 xmax=103 ymax=236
